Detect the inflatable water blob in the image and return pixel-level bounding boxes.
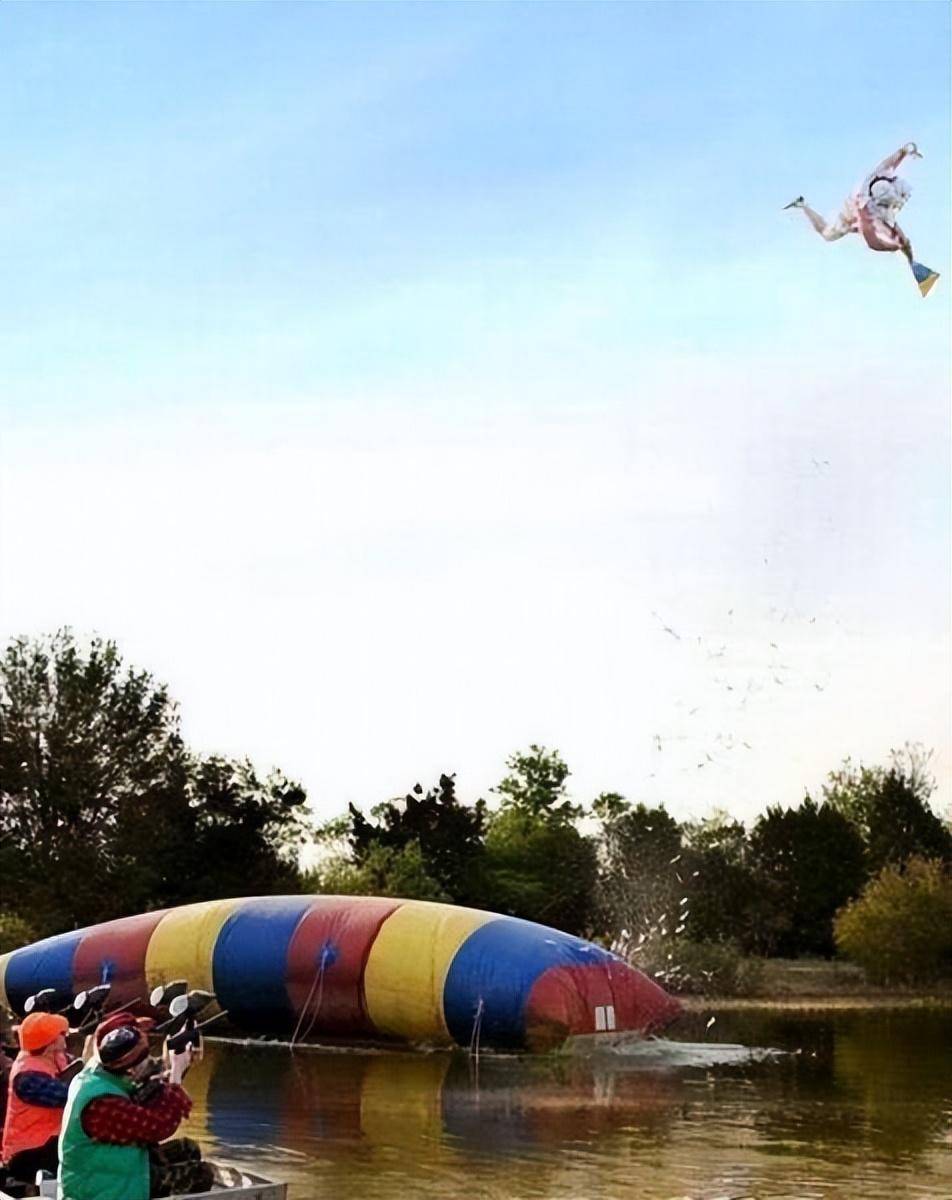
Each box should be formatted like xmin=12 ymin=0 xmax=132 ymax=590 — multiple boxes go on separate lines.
xmin=0 ymin=896 xmax=681 ymax=1051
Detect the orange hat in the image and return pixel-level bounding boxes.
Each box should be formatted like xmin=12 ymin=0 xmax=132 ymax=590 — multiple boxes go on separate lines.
xmin=18 ymin=1012 xmax=70 ymax=1052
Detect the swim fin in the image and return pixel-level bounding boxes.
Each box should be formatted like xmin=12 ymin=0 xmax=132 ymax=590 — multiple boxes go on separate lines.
xmin=911 ymin=260 xmax=940 ymax=297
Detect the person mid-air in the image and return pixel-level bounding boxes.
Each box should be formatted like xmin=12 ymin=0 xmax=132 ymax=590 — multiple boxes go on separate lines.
xmin=785 ymin=143 xmax=939 ymax=295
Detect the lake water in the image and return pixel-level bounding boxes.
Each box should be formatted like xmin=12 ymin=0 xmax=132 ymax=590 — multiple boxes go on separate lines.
xmin=180 ymin=1008 xmax=952 ymax=1199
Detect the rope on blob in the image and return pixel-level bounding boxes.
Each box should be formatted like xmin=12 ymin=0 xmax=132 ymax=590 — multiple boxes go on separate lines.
xmin=469 ymin=996 xmax=485 ymax=1061
xmin=289 ymin=946 xmax=330 ymax=1051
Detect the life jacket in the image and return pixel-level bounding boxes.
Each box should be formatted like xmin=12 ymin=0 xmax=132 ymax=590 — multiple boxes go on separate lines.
xmin=57 ymin=1062 xmax=149 ymax=1200
xmin=1 ymin=1051 xmax=65 ymax=1163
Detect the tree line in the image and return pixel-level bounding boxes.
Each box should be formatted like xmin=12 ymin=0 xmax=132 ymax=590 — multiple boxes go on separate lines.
xmin=2 ymin=632 xmax=950 ymax=984
xmin=0 ymin=632 xmax=308 ymax=937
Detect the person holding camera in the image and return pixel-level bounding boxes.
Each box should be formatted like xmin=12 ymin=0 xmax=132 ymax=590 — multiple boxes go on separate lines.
xmin=58 ymin=1013 xmax=213 ymax=1200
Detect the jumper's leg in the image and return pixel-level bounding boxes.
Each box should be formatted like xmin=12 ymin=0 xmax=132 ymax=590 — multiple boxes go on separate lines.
xmin=804 ymin=203 xmax=848 ymax=241
xmin=785 ymin=197 xmax=850 ymax=242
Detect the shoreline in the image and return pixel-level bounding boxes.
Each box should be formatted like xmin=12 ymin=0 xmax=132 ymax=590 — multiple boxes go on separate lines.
xmin=670 ymin=958 xmax=952 ymax=1011
xmin=678 ymin=993 xmax=952 ymax=1012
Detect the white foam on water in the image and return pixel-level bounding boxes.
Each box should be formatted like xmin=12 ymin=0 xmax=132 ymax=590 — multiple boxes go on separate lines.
xmin=565 ymin=1034 xmax=786 ymax=1067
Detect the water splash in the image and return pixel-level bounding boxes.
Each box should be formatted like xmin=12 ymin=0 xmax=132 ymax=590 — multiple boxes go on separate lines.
xmin=564 ymin=1034 xmax=786 ymax=1068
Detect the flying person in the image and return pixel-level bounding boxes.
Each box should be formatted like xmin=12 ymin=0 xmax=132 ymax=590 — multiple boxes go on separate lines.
xmin=784 ymin=142 xmax=923 ymax=266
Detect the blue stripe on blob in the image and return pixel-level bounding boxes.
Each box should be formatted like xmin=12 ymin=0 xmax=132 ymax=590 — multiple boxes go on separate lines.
xmin=442 ymin=918 xmax=614 ymax=1049
xmin=4 ymin=930 xmax=85 ymax=1015
xmin=212 ymin=897 xmax=314 ymax=1031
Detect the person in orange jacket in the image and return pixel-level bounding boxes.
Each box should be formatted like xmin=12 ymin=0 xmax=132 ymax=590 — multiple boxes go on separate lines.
xmin=0 ymin=1012 xmax=77 ymax=1181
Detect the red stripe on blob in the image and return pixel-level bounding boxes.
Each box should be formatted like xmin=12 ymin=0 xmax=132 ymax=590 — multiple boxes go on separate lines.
xmin=525 ymin=961 xmax=681 ymax=1048
xmin=72 ymin=910 xmax=169 ymax=1007
xmin=285 ymin=897 xmax=402 ymax=1039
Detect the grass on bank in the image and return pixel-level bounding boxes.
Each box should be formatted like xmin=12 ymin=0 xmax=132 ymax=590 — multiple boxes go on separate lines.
xmin=674 ymin=956 xmax=952 ymax=1009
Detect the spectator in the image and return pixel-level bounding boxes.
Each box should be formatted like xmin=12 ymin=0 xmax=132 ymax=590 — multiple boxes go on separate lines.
xmin=1 ymin=1012 xmax=74 ymax=1181
xmin=58 ymin=1014 xmax=212 ymax=1200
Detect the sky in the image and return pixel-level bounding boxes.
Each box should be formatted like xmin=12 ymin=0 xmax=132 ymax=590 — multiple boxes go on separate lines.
xmin=1 ymin=2 xmax=949 ymax=829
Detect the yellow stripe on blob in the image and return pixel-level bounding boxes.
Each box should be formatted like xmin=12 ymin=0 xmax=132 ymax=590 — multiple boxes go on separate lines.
xmin=144 ymin=898 xmax=244 ymax=995
xmin=0 ymin=951 xmax=11 ymax=1014
xmin=363 ymin=901 xmax=492 ymax=1044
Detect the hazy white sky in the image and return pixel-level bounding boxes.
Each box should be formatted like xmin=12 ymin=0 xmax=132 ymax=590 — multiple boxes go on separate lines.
xmin=2 ymin=3 xmax=949 ymax=826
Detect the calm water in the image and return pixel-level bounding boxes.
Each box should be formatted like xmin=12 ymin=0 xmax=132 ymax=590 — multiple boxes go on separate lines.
xmin=180 ymin=1009 xmax=952 ymax=1199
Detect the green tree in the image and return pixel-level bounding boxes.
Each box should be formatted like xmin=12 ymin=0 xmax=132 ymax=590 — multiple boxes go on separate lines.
xmin=168 ymin=756 xmax=310 ymax=903
xmin=493 ymin=745 xmax=581 ymax=823
xmin=680 ymin=811 xmax=771 ymax=954
xmin=0 ymin=631 xmax=309 ymax=934
xmin=314 ymin=840 xmax=449 ymax=902
xmin=0 ymin=630 xmax=185 ymax=931
xmin=748 ymin=796 xmax=867 ymax=956
xmin=347 ymin=773 xmax=487 ymax=905
xmin=596 ymin=801 xmax=684 ymax=954
xmin=484 ymin=746 xmax=596 ymax=935
xmin=823 ymin=746 xmax=951 ymax=874
xmin=834 ymin=857 xmax=952 ymax=985
xmin=0 ymin=912 xmax=37 ymax=956
xmin=591 ymin=791 xmax=629 ymax=822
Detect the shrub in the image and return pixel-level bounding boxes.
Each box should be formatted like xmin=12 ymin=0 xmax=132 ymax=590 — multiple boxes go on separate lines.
xmin=834 ymin=857 xmax=952 ymax=985
xmin=639 ymin=937 xmax=764 ymax=997
xmin=0 ymin=912 xmax=36 ymax=955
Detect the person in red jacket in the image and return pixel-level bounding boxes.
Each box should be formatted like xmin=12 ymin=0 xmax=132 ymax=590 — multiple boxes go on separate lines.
xmin=1 ymin=1012 xmax=76 ymax=1181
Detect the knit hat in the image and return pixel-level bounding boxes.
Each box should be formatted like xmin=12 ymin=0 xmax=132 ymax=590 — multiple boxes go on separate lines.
xmin=98 ymin=1025 xmax=151 ymax=1073
xmin=94 ymin=1011 xmax=155 ymax=1045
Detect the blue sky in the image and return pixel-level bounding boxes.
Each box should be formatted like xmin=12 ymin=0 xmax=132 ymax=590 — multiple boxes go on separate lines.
xmin=2 ymin=2 xmax=949 ymax=823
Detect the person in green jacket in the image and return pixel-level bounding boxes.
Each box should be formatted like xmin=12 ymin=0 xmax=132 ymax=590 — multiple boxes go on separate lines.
xmin=58 ymin=1015 xmax=212 ymax=1200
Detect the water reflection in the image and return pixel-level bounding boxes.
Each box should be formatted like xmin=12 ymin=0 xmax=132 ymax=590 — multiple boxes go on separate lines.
xmin=198 ymin=1047 xmax=681 ymax=1153
xmin=834 ymin=1012 xmax=952 ymax=1161
xmin=178 ymin=1010 xmax=952 ymax=1200
xmin=441 ymin=1055 xmax=679 ymax=1153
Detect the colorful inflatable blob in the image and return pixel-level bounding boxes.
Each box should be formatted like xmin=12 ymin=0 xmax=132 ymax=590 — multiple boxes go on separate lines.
xmin=0 ymin=897 xmax=681 ymax=1051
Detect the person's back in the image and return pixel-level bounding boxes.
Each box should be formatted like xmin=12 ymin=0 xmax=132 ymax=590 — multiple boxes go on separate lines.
xmin=58 ymin=1059 xmax=149 ymax=1200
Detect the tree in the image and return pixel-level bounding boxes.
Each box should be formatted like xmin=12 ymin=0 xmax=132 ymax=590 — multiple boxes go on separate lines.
xmin=0 ymin=912 xmax=36 ymax=956
xmin=484 ymin=808 xmax=597 ymax=933
xmin=346 ymin=773 xmax=488 ymax=906
xmin=315 ymin=840 xmax=449 ymax=902
xmin=0 ymin=631 xmax=185 ymax=931
xmin=834 ymin=857 xmax=952 ymax=985
xmin=748 ymin=797 xmax=867 ymax=956
xmin=483 ymin=746 xmax=597 ymax=935
xmin=823 ymin=746 xmax=951 ymax=874
xmin=0 ymin=631 xmax=309 ymax=935
xmin=596 ymin=801 xmax=684 ymax=955
xmin=679 ymin=811 xmax=769 ymax=954
xmin=492 ymin=745 xmax=581 ymax=824
xmin=167 ymin=757 xmax=310 ymax=904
